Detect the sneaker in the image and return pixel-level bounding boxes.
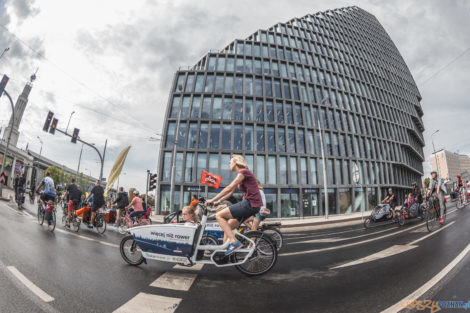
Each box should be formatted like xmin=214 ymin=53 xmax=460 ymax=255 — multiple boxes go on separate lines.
xmin=88 ymin=224 xmax=93 ymax=229
xmin=225 ymin=241 xmax=243 ymax=256
xmin=439 ymin=217 xmax=444 ymax=224
xmin=65 ymin=224 xmax=70 ymax=229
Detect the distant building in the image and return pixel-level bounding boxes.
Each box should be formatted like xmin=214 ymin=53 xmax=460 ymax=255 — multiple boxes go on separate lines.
xmin=431 ymin=149 xmax=470 ymax=181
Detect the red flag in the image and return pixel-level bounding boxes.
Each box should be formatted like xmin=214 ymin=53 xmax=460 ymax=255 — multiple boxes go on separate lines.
xmin=200 ymin=170 xmax=222 ymax=188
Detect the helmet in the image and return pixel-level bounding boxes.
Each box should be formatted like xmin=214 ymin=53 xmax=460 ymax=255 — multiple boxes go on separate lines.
xmin=388 ymin=188 xmax=393 ymax=192
xmin=457 ymin=174 xmax=461 ymax=178
xmin=411 ymin=182 xmax=417 ymax=187
xmin=133 ymin=190 xmax=139 ymax=195
xmin=430 ymin=170 xmax=437 ymax=175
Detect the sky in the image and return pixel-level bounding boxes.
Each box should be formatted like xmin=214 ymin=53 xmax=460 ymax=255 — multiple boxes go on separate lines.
xmin=0 ymin=0 xmax=469 ymax=191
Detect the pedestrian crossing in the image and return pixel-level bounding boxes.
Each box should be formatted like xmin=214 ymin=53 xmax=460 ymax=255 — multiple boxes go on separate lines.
xmin=113 ymin=264 xmax=204 ymax=313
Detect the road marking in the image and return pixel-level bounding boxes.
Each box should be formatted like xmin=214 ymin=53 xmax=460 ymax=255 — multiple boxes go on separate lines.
xmin=280 ymin=208 xmax=458 ymax=257
xmin=7 ymin=266 xmax=55 ymax=302
xmin=290 ymin=226 xmax=397 ymax=244
xmin=381 ymin=244 xmax=470 ymax=313
xmin=113 ymin=292 xmax=181 ymax=313
xmin=150 ymin=272 xmax=198 ymax=291
xmin=173 ymin=263 xmax=204 ymax=271
xmin=331 ymin=245 xmax=418 ymax=269
xmin=330 ymin=221 xmax=456 ymax=269
xmin=54 ymin=228 xmax=119 ymax=248
xmin=285 ymin=227 xmax=363 ymax=240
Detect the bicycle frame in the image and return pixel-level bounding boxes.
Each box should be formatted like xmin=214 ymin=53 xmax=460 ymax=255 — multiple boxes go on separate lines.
xmin=128 ymin=203 xmax=256 ymax=267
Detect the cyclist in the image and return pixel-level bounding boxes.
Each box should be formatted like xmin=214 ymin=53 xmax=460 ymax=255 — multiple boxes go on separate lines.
xmin=427 ymin=170 xmax=447 ymax=224
xmin=64 ymin=178 xmax=82 ymax=229
xmin=243 ymin=180 xmax=268 ymax=231
xmin=114 ymin=187 xmax=129 ymax=227
xmin=382 ymin=188 xmax=397 ymax=218
xmin=86 ymin=181 xmax=105 ymax=228
xmin=411 ymin=182 xmax=423 ymax=217
xmin=125 ymin=190 xmax=145 ymax=223
xmin=14 ymin=173 xmax=26 ymax=203
xmin=456 ymin=174 xmax=467 ymax=200
xmin=35 ymin=172 xmax=56 ymax=224
xmin=205 ymin=155 xmax=263 ymax=256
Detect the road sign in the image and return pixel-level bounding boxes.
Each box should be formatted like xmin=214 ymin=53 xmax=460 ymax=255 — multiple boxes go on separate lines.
xmin=0 ymin=172 xmax=5 ymax=184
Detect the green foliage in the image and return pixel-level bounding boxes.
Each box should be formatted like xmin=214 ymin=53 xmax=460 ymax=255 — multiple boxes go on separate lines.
xmin=423 ymin=177 xmax=430 ymax=189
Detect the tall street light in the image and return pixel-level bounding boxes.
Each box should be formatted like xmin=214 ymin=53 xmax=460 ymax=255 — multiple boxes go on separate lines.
xmin=169 ymin=85 xmax=183 ymax=213
xmin=0 ymin=47 xmax=9 ymax=60
xmin=65 ymin=111 xmax=75 ymax=134
xmin=84 ymin=168 xmax=92 ymax=177
xmin=317 ymin=98 xmax=329 ymax=219
xmin=37 ymin=136 xmax=43 ymax=156
xmin=431 ymin=130 xmax=440 ymax=177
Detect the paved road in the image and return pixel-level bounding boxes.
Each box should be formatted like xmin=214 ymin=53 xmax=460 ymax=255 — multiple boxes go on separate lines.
xmin=0 ymin=197 xmax=468 ymax=313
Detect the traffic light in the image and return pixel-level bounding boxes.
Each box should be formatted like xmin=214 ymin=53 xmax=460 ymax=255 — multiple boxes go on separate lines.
xmin=71 ymin=128 xmax=79 ymax=143
xmin=49 ymin=118 xmax=58 ymax=134
xmin=0 ymin=75 xmax=9 ymax=98
xmin=43 ymin=111 xmax=54 ymax=132
xmin=149 ymin=173 xmax=157 ymax=191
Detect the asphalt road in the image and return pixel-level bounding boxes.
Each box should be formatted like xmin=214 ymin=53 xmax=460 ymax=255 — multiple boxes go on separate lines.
xmin=0 ymin=197 xmax=469 ymax=313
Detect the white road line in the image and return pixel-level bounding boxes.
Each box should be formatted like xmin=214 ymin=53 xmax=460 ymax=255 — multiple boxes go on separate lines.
xmin=7 ymin=266 xmax=55 ymax=303
xmin=408 ymin=221 xmax=455 ymax=246
xmin=54 ymin=228 xmax=119 ymax=248
xmin=113 ymin=292 xmax=181 ymax=313
xmin=173 ymin=263 xmax=204 ymax=271
xmin=150 ymin=272 xmax=198 ymax=291
xmin=290 ymin=226 xmax=397 ymax=245
xmin=285 ymin=227 xmax=363 ymax=240
xmin=381 ymin=244 xmax=470 ymax=313
xmin=331 ymin=245 xmax=418 ymax=269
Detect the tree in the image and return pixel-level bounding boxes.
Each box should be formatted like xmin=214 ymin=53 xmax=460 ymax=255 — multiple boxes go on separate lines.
xmin=45 ymin=165 xmax=61 ymax=187
xmin=423 ymin=177 xmax=430 ymax=189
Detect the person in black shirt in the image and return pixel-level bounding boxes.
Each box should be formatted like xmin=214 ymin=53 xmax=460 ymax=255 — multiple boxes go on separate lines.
xmin=64 ymin=178 xmax=82 ymax=228
xmin=14 ymin=174 xmax=26 ymax=202
xmin=87 ymin=181 xmax=105 ymax=228
xmin=382 ymin=188 xmax=397 ymax=218
xmin=114 ymin=187 xmax=129 ymax=227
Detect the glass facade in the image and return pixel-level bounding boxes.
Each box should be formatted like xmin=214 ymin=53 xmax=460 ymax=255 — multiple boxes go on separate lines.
xmin=157 ymin=6 xmax=425 ymax=217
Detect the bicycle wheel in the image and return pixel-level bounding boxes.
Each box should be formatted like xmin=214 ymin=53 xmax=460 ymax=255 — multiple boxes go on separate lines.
xmin=363 ymin=217 xmax=372 ymax=229
xmin=71 ymin=218 xmax=80 ymax=232
xmin=263 ymin=228 xmax=283 ymax=251
xmin=197 ymin=235 xmax=218 ymax=259
xmin=398 ymin=212 xmax=405 ymax=227
xmin=457 ymin=195 xmax=464 ymax=209
xmin=234 ymin=231 xmax=277 ymax=276
xmin=426 ymin=208 xmax=438 ymax=232
xmin=48 ymin=211 xmax=56 ymax=232
xmin=120 ymin=235 xmax=145 ymax=266
xmin=94 ymin=214 xmax=106 ymax=234
xmin=37 ymin=206 xmax=44 ymax=225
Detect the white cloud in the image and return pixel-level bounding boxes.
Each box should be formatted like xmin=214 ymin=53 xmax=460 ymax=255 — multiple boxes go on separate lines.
xmin=1 ymin=0 xmax=469 ymax=191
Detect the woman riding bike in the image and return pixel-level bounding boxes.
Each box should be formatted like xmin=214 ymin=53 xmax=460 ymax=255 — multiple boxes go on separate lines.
xmin=205 ymin=155 xmax=263 ymax=256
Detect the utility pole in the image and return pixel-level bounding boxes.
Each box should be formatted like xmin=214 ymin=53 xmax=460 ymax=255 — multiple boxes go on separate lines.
xmin=76 ymin=143 xmax=84 ymax=175
xmin=431 ymin=130 xmax=440 ymax=177
xmin=0 ymin=90 xmax=15 ymax=196
xmin=318 ymin=98 xmax=329 ymax=219
xmin=145 ymin=169 xmax=150 ymax=204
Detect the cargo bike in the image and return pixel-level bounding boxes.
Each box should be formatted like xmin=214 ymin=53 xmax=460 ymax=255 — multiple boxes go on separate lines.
xmin=120 ymin=200 xmax=278 ymax=276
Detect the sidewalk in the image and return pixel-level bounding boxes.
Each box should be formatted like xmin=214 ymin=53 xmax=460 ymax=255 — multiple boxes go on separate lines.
xmin=0 ymin=187 xmax=14 ymax=202
xmin=149 ymin=209 xmax=373 ymax=231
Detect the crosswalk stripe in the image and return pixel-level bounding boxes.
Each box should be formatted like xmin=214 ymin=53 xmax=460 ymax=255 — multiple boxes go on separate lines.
xmin=113 ymin=293 xmax=181 ymax=313
xmin=150 ymin=272 xmax=198 ymax=291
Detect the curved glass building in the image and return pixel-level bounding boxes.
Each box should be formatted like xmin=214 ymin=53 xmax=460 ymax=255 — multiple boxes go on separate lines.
xmin=157 ymin=6 xmax=425 ymax=217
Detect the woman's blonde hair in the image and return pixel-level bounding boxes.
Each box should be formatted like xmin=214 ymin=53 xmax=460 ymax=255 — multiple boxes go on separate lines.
xmin=256 ymin=179 xmax=264 ymax=190
xmin=231 ymin=154 xmax=248 ymax=169
xmin=182 ymin=206 xmax=200 ymax=223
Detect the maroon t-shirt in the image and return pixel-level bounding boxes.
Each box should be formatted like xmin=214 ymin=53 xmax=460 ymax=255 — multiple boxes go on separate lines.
xmin=237 ymin=169 xmax=263 ymax=208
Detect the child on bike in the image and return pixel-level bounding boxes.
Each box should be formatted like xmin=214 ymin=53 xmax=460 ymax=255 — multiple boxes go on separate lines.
xmin=403 ymin=193 xmax=414 ymax=210
xmin=181 ymin=206 xmax=199 ymax=226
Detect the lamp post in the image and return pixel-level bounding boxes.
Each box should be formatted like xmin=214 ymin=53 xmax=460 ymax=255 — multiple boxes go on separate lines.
xmin=316 ymin=98 xmax=329 ymax=219
xmin=36 ymin=136 xmax=43 ymax=156
xmin=169 ymin=85 xmax=183 ymax=213
xmin=0 ymin=47 xmax=9 ymax=60
xmin=65 ymin=111 xmax=75 ymax=134
xmin=76 ymin=142 xmax=86 ymax=176
xmin=149 ymin=134 xmax=162 ymax=214
xmin=84 ymin=168 xmax=91 ymax=177
xmin=431 ymin=130 xmax=440 ymax=176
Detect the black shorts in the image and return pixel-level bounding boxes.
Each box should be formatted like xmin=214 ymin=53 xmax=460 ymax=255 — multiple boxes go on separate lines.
xmin=41 ymin=193 xmax=55 ymax=203
xmin=92 ymin=202 xmax=104 ymax=212
xmin=229 ymin=199 xmax=260 ymax=222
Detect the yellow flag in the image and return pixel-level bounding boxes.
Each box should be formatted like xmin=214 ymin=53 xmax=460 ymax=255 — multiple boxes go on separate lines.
xmin=104 ymin=146 xmax=131 ymax=197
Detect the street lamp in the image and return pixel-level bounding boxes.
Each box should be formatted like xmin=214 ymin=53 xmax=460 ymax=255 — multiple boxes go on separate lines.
xmin=317 ymin=98 xmax=329 ymax=219
xmin=65 ymin=111 xmax=75 ymax=134
xmin=431 ymin=130 xmax=440 ymax=177
xmin=0 ymin=47 xmax=9 ymax=60
xmin=84 ymin=168 xmax=92 ymax=177
xmin=169 ymin=85 xmax=183 ymax=213
xmin=37 ymin=136 xmax=43 ymax=156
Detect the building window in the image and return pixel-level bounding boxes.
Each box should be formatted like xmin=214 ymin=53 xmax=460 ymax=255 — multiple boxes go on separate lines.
xmin=197 ymin=153 xmax=207 ymax=179
xmin=177 ymin=123 xmax=186 ymax=148
xmin=162 ymin=152 xmax=172 ymax=181
xmin=256 ymin=126 xmax=265 ymax=151
xmin=199 ymin=123 xmax=208 ymax=149
xmin=212 ymin=97 xmax=222 ymax=119
xmin=339 ymin=188 xmax=352 ymax=213
xmin=170 ymin=96 xmax=180 ymax=118
xmin=257 ymin=155 xmax=265 ymax=184
xmin=256 ymin=101 xmax=264 ymax=122
xmin=191 ymin=97 xmax=201 ymax=118
xmin=279 ymin=156 xmax=287 ymax=184
xmin=175 ymin=153 xmax=184 ymax=182
xmin=267 ymin=127 xmax=275 ymax=152
xmin=234 ymin=98 xmax=243 ymax=120
xmin=222 ymin=124 xmax=232 ymax=150
xmin=290 ymin=157 xmax=298 ymax=184
xmin=165 ymin=122 xmax=175 ymax=148
xmin=223 ymin=98 xmax=232 ymax=120
xmin=278 ymin=127 xmax=286 ymax=152
xmin=233 ymin=124 xmax=243 ymax=150
xmin=281 ymin=188 xmax=299 ymax=217
xmin=209 ymin=153 xmax=219 ymax=176
xmin=201 ymin=98 xmax=211 ymax=118
xmin=245 ymin=125 xmax=254 ymax=150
